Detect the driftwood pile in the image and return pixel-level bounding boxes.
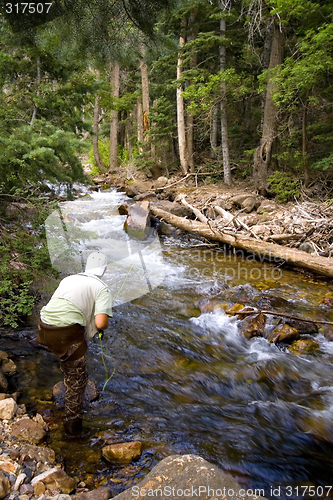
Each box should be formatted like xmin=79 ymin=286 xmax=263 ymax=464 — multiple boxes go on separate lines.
xmin=119 ymin=176 xmax=333 ymax=278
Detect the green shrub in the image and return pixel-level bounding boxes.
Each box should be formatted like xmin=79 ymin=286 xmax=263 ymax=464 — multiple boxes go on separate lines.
xmin=268 ymin=171 xmax=300 ymax=202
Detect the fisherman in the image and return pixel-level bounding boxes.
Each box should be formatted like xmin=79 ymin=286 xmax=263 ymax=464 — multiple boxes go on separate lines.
xmin=37 ymin=252 xmax=112 ymax=437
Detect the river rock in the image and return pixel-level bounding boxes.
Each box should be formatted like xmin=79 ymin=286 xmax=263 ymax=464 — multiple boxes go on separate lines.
xmin=11 ymin=416 xmax=47 ymax=444
xmin=111 ymin=454 xmax=268 ymax=500
xmin=267 ymin=324 xmax=300 ymax=344
xmin=72 ymin=486 xmax=110 ymax=500
xmin=124 ymin=181 xmax=153 ymax=198
xmin=0 ymin=369 xmax=8 ymax=393
xmin=0 ymin=397 xmax=17 ymax=420
xmin=1 ymin=359 xmax=17 ymax=376
xmin=288 ymin=339 xmax=320 ymax=356
xmin=0 ymin=456 xmax=21 ymax=474
xmin=20 ymin=483 xmax=34 ymax=495
xmin=53 ymin=380 xmax=98 ymax=408
xmin=124 ymin=201 xmax=151 ymax=241
xmin=19 ymin=444 xmax=56 ymax=464
xmin=102 ymin=441 xmax=142 ymax=464
xmin=0 ymin=471 xmax=10 ymax=499
xmin=239 ymin=313 xmax=266 ymax=339
xmin=230 ymin=194 xmax=259 ymax=213
xmin=31 ymin=467 xmax=76 ymax=494
xmin=285 ymin=319 xmax=318 ymax=334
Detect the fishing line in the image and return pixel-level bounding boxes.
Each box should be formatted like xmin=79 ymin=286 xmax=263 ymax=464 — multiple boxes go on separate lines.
xmin=99 ymin=258 xmax=136 ymax=390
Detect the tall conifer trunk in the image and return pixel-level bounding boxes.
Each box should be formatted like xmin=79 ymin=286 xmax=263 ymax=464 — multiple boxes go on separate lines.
xmin=93 ymin=70 xmax=104 ymax=171
xmin=219 ymin=3 xmax=231 ymax=186
xmin=177 ymin=17 xmax=189 ymax=175
xmin=140 ymin=45 xmax=150 ymax=152
xmin=109 ymin=63 xmax=120 ymax=172
xmin=253 ymin=21 xmax=284 ymax=195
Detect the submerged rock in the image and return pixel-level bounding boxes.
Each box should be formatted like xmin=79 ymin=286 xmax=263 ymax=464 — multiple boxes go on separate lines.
xmin=102 ymin=441 xmax=142 ymax=465
xmin=72 ymin=486 xmax=110 ymax=500
xmin=289 ymin=339 xmax=320 ymax=356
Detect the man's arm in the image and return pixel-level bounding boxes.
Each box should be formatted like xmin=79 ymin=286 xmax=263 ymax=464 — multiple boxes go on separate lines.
xmin=95 ymin=313 xmax=108 ymax=330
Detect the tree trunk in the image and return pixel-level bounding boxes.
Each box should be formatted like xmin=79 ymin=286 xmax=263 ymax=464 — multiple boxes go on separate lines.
xmin=219 ymin=5 xmax=231 ymax=186
xmin=30 ymin=57 xmax=41 ymax=126
xmin=302 ymin=102 xmax=309 ymax=187
xmin=109 ymin=63 xmax=120 ymax=173
xmin=185 ymin=9 xmax=198 ymax=173
xmin=210 ymin=104 xmax=219 ymax=159
xmin=92 ymin=70 xmax=104 ymax=171
xmin=149 ymin=205 xmax=333 ymax=279
xmin=140 ymin=47 xmax=150 ymax=152
xmin=137 ymin=95 xmax=144 ymax=151
xmin=177 ymin=17 xmax=189 ymax=175
xmin=253 ymin=21 xmax=284 ymax=195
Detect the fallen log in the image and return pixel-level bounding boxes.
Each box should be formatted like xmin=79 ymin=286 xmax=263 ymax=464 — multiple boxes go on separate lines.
xmin=149 ymin=205 xmax=333 ymax=279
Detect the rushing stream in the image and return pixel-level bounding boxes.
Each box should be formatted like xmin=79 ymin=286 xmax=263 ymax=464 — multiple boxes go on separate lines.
xmin=12 ymin=189 xmax=333 ymax=499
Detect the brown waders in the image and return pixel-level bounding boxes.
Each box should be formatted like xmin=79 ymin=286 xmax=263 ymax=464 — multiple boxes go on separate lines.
xmin=37 ymin=319 xmax=88 ymax=437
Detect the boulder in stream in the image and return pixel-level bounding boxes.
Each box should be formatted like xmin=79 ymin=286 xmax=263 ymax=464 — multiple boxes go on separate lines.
xmin=0 ymin=397 xmax=17 ymax=420
xmin=111 ymin=454 xmax=268 ymax=500
xmin=124 ymin=201 xmax=151 ymax=241
xmin=239 ymin=313 xmax=266 ymax=339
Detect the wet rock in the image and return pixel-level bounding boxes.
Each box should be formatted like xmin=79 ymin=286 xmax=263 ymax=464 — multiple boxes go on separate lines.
xmin=320 ymin=297 xmax=333 ymax=307
xmin=0 ymin=456 xmax=21 ymax=474
xmin=322 ymin=327 xmax=333 ymax=341
xmin=0 ymin=351 xmax=8 ymax=360
xmin=1 ymin=359 xmax=17 ymax=376
xmin=285 ymin=319 xmax=318 ymax=334
xmin=156 ymin=220 xmax=175 ymax=237
xmin=267 ymin=324 xmax=300 ymax=344
xmin=53 ymin=380 xmax=98 ymax=408
xmin=239 ymin=313 xmax=266 ymax=339
xmin=0 ymin=471 xmax=10 ymax=499
xmin=33 ymin=479 xmax=46 ymax=496
xmin=289 ymin=339 xmax=320 ymax=356
xmin=13 ymin=472 xmax=26 ymax=490
xmin=72 ymin=486 xmax=110 ymax=500
xmin=194 ymin=298 xmax=226 ymax=314
xmin=11 ymin=416 xmax=47 ymax=444
xmin=0 ymin=370 xmax=8 ymax=393
xmin=19 ymin=483 xmax=34 ymax=495
xmin=111 ymin=454 xmax=268 ymax=500
xmin=0 ymin=398 xmax=17 ymax=420
xmin=19 ymin=444 xmax=56 ymax=464
xmin=226 ymin=303 xmax=245 ymax=315
xmin=124 ymin=201 xmax=151 ymax=241
xmin=31 ymin=467 xmax=76 ymax=494
xmin=102 ymin=441 xmax=142 ymax=465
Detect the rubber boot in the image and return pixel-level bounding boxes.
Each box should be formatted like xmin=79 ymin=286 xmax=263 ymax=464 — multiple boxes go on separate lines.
xmin=63 ymin=417 xmax=82 ymax=438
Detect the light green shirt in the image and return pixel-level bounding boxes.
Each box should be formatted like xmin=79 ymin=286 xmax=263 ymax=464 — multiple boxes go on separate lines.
xmin=40 ymin=288 xmax=112 ymax=328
